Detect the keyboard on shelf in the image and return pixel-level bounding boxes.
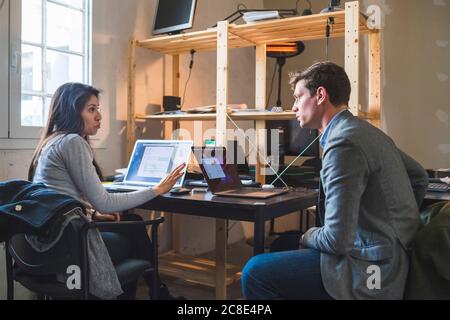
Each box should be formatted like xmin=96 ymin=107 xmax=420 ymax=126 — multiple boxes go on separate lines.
xmin=427 ymin=182 xmax=449 ymax=193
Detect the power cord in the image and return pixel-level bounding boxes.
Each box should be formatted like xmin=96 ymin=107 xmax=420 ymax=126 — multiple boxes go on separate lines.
xmin=325 ymin=17 xmax=334 ymax=61
xmin=269 ymin=133 xmax=322 ymax=187
xmin=181 ymin=49 xmax=196 ymax=109
xmin=226 ymin=113 xmax=290 ymax=188
xmin=0 ymin=0 xmax=5 ymax=10
xmin=237 ymin=3 xmax=248 ymax=11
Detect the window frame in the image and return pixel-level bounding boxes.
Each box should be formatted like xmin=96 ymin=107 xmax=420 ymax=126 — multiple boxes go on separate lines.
xmin=9 ymin=0 xmax=92 ymax=139
xmin=0 ymin=0 xmax=9 ymax=138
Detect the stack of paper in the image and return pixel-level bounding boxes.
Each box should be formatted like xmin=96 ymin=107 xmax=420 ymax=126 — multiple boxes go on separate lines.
xmin=242 ymin=11 xmax=280 ymax=23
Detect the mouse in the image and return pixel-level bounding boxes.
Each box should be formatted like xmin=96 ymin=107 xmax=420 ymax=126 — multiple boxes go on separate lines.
xmin=169 ymin=187 xmax=191 ymax=195
xmin=262 ymin=184 xmax=275 ymax=190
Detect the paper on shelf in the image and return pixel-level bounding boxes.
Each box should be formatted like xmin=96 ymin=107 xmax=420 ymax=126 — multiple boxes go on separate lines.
xmin=243 ymin=11 xmax=280 ymax=23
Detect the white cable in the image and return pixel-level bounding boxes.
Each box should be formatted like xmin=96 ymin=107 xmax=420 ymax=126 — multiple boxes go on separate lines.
xmin=270 ymin=133 xmax=322 ymax=186
xmin=226 ymin=113 xmax=290 ymax=188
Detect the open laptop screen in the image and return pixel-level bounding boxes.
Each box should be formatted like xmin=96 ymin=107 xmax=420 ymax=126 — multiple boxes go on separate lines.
xmin=192 ymin=147 xmax=241 ymax=192
xmin=126 ymin=140 xmax=192 ymax=187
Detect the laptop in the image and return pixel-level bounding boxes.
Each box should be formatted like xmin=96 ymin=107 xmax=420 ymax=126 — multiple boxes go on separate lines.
xmin=105 ymin=140 xmax=193 ymax=192
xmin=192 ymin=146 xmax=288 ymax=199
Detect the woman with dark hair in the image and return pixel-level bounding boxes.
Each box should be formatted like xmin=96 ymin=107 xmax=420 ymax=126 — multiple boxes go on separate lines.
xmin=29 ymin=82 xmax=185 ymax=299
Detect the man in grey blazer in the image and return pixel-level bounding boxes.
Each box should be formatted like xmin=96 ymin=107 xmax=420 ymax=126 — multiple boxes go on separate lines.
xmin=242 ymin=62 xmax=428 ymax=300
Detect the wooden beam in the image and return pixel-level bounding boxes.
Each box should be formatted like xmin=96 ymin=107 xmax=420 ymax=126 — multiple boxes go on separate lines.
xmin=368 ymin=30 xmax=381 ymax=128
xmin=215 ymin=20 xmax=229 ymax=300
xmin=345 ymin=1 xmax=359 ymax=116
xmin=255 ymin=44 xmax=267 ymax=185
xmin=168 ymin=54 xmax=181 ymax=253
xmin=127 ymin=38 xmax=137 ymax=159
xmin=216 ymin=21 xmax=228 ymax=148
xmin=136 ymin=111 xmax=297 ymax=121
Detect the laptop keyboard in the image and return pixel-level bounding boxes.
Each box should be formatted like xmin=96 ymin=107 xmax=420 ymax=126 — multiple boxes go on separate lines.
xmin=223 ymin=188 xmax=268 ymax=194
xmin=428 ymin=182 xmax=449 ymax=193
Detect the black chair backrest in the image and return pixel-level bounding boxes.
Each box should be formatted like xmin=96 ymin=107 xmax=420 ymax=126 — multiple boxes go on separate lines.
xmin=8 ymin=219 xmax=82 ymax=276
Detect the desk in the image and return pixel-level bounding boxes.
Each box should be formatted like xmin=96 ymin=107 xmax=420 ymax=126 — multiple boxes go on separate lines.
xmin=138 ymin=189 xmax=317 ymax=299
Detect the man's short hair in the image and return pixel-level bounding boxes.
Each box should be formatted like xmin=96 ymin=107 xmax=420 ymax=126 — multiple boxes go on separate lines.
xmin=289 ymin=62 xmax=351 ymax=107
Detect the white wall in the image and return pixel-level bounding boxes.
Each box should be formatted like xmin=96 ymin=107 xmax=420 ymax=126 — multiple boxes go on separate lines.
xmin=264 ymin=0 xmax=450 ymax=169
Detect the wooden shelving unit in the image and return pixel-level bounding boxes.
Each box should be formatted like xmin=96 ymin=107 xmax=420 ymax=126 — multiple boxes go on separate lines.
xmin=136 ymin=111 xmax=297 ymax=121
xmin=159 ymin=251 xmax=242 ymax=288
xmin=127 ymin=1 xmax=381 ymax=299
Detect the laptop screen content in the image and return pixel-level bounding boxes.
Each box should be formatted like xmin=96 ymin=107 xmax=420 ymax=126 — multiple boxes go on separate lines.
xmin=193 ymin=147 xmax=242 ymax=192
xmin=126 ymin=140 xmax=192 ymax=187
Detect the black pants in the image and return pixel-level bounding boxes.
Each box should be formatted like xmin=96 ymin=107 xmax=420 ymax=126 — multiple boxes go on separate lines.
xmin=100 ymin=213 xmax=157 ymax=298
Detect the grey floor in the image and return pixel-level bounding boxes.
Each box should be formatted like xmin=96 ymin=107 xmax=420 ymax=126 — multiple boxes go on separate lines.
xmin=136 ymin=239 xmax=256 ymax=300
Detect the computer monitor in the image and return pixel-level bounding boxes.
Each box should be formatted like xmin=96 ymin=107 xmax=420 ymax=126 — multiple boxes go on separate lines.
xmin=285 ymin=120 xmax=320 ymax=157
xmin=267 ymin=120 xmax=320 ymax=163
xmin=152 ymin=0 xmax=197 ymax=36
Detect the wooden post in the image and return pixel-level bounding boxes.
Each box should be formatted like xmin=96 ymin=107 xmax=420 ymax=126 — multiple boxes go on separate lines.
xmin=216 ymin=21 xmax=228 ymax=148
xmin=345 ymin=1 xmax=359 ymax=116
xmin=164 ymin=55 xmax=181 ymax=140
xmin=127 ymin=38 xmax=137 ymax=159
xmin=215 ymin=20 xmax=229 ymax=300
xmin=368 ymin=30 xmax=381 ymax=128
xmin=255 ymin=44 xmax=267 ymax=185
xmin=168 ymin=54 xmax=181 ymax=253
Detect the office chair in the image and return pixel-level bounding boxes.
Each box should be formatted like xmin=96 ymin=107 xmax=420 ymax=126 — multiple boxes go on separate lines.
xmin=5 ymin=216 xmax=164 ymax=300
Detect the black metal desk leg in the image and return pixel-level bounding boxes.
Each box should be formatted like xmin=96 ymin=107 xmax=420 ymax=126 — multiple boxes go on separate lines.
xmin=253 ymin=214 xmax=265 ymax=256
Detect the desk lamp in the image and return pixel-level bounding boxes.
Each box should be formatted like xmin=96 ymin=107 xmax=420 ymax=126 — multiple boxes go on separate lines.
xmin=266 ymin=41 xmax=305 ymax=112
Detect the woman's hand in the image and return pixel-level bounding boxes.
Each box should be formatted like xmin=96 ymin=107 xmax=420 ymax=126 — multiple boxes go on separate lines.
xmin=153 ymin=163 xmax=186 ymax=196
xmin=93 ymin=211 xmax=121 ymax=222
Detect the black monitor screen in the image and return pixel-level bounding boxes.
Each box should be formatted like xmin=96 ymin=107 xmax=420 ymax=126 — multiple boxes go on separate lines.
xmin=152 ymin=0 xmax=197 ymax=35
xmin=286 ymin=121 xmax=320 ymax=157
xmin=267 ymin=120 xmax=320 ymax=158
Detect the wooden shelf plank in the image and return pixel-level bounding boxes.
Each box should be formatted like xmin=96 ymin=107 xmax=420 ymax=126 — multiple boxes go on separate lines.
xmin=159 ymin=252 xmax=242 ymax=287
xmin=137 ymin=11 xmax=369 ymax=55
xmin=136 ymin=111 xmax=297 ymax=121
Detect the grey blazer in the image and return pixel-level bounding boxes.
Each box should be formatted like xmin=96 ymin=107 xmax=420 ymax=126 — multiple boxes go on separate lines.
xmin=302 ymin=110 xmax=428 ymax=300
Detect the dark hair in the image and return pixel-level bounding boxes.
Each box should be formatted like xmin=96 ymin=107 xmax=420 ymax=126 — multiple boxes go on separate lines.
xmin=28 ymin=82 xmax=103 ymax=181
xmin=289 ymin=61 xmax=351 ymax=107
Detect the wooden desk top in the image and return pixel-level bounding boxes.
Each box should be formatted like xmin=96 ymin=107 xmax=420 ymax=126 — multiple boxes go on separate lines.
xmin=138 ymin=188 xmax=318 ymax=222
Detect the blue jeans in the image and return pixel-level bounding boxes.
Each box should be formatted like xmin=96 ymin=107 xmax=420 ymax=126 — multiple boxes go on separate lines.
xmin=242 ymin=248 xmax=333 ymax=300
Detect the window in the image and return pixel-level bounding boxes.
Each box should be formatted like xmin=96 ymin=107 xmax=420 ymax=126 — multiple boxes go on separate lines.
xmin=0 ymin=0 xmax=8 ymax=138
xmin=9 ymin=0 xmax=92 ymax=138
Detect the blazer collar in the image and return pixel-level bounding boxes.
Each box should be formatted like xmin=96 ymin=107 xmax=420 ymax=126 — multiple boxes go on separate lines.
xmin=320 ymin=109 xmax=353 ymax=148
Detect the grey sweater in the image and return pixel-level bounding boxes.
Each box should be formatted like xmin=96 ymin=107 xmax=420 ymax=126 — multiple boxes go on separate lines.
xmin=33 ymin=133 xmax=157 ymax=213
xmin=32 ymin=133 xmax=158 ymax=299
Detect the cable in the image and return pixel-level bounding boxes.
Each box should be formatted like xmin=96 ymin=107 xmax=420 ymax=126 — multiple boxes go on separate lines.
xmin=227 ymin=221 xmax=238 ymax=233
xmin=325 ymin=17 xmax=334 ymax=61
xmin=266 ymin=62 xmax=278 ymax=109
xmin=181 ymin=49 xmax=196 ymax=109
xmin=270 ymin=133 xmax=322 ymax=187
xmin=226 ymin=113 xmax=290 ymax=188
xmin=237 ymin=3 xmax=247 ymax=11
xmin=0 ymin=0 xmax=5 ymax=10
